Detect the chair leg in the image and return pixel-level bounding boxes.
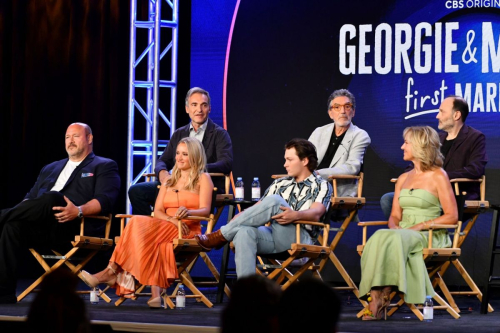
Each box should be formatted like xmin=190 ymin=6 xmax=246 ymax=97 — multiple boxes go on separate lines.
xmin=433 ymin=292 xmax=460 ymax=319
xmin=451 ymin=259 xmax=494 ymax=313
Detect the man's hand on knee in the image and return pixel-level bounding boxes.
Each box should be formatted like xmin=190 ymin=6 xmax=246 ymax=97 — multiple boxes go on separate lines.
xmin=272 ymin=206 xmax=298 ymax=225
xmin=52 ymin=196 xmax=79 ymax=223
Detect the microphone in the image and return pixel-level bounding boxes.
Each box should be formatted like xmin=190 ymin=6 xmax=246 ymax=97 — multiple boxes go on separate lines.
xmin=173 ymin=189 xmax=179 ymax=193
xmin=409 ymin=188 xmax=414 ymax=194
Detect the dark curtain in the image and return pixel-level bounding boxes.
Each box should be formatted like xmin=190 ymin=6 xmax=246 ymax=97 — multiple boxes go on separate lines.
xmin=0 ymin=1 xmax=130 ymax=212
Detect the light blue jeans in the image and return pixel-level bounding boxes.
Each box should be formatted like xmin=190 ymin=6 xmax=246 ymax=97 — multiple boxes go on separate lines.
xmin=220 ymin=194 xmax=313 ymax=278
xmin=380 ymin=192 xmax=394 ymax=220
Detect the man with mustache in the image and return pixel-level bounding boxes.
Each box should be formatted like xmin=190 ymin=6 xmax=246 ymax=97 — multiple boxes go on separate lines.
xmin=308 ymin=89 xmax=371 ymax=198
xmin=128 ymin=87 xmax=233 ymax=215
xmin=0 ymin=123 xmax=120 ymax=303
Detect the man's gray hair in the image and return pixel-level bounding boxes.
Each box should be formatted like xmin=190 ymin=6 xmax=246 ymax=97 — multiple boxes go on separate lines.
xmin=327 ymin=89 xmax=356 ymax=110
xmin=185 ymin=87 xmax=211 ymax=106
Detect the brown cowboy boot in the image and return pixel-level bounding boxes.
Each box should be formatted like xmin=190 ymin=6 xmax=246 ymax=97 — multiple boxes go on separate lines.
xmin=195 ymin=230 xmax=228 ymax=250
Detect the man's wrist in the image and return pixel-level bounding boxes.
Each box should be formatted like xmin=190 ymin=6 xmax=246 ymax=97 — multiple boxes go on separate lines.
xmin=77 ymin=206 xmax=83 ymax=218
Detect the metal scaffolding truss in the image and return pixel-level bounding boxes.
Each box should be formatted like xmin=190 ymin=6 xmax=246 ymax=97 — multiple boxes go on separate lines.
xmin=126 ymin=0 xmax=179 ymax=213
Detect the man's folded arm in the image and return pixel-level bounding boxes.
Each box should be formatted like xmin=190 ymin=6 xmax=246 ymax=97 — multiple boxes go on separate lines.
xmin=206 ymin=129 xmax=233 ymax=174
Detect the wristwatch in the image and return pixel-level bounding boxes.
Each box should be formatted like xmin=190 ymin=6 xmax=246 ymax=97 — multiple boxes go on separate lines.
xmin=77 ymin=206 xmax=83 ymax=218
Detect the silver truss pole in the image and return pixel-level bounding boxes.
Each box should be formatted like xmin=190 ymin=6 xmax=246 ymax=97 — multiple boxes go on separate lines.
xmin=126 ymin=0 xmax=179 ymax=214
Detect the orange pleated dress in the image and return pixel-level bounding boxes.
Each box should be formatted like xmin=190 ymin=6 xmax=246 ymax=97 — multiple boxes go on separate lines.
xmin=110 ymin=190 xmax=201 ymax=296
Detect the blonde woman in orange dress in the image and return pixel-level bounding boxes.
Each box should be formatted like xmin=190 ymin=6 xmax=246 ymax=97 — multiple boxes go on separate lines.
xmin=81 ymin=137 xmax=213 ymax=308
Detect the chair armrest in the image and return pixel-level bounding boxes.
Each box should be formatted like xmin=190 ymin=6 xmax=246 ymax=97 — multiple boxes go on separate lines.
xmin=357 ymin=221 xmax=388 ymax=226
xmin=357 ymin=221 xmax=388 ymax=246
xmin=327 ymin=174 xmax=361 ymax=180
xmin=292 ymin=220 xmax=329 ymax=246
xmin=449 ymin=178 xmax=482 ymax=183
xmin=428 ymin=222 xmax=462 ymax=248
xmin=271 ymin=174 xmax=287 ymax=179
xmin=80 ymin=214 xmax=112 ymax=238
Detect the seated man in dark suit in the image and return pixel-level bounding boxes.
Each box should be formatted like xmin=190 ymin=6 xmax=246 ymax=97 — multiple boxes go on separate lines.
xmin=380 ymin=95 xmax=487 ymax=219
xmin=0 ymin=122 xmax=121 ymax=303
xmin=128 ymin=87 xmax=233 ymax=215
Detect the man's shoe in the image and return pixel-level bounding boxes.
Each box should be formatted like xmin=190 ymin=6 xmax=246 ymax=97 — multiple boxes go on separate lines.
xmin=195 ymin=230 xmax=228 ymax=250
xmin=0 ymin=293 xmax=17 ymax=304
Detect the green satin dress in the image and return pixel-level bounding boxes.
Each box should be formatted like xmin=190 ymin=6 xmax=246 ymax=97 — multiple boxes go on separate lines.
xmin=359 ymin=189 xmax=451 ymax=304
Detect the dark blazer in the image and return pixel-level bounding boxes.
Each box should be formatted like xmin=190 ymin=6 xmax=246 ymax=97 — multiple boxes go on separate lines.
xmin=439 ymin=125 xmax=487 ymax=200
xmin=155 ymin=118 xmax=233 ymax=176
xmin=24 ymin=152 xmax=121 ymax=215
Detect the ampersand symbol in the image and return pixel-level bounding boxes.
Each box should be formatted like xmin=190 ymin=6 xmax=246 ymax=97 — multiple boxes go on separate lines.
xmin=462 ymin=30 xmax=477 ymax=64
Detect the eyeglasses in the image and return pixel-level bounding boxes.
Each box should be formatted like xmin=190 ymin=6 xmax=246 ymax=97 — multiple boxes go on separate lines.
xmin=329 ymin=103 xmax=354 ymax=112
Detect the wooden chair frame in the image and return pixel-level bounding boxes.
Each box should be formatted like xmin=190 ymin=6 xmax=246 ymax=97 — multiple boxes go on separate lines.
xmin=267 ymin=173 xmax=366 ymax=304
xmin=17 ymin=214 xmax=114 ymax=303
xmin=113 ymin=212 xmax=217 ymax=308
xmin=433 ymin=176 xmax=493 ymax=313
xmin=356 ymin=220 xmax=462 ymax=320
xmin=138 ymin=173 xmax=233 ymax=296
xmin=256 ymin=221 xmax=331 ymax=290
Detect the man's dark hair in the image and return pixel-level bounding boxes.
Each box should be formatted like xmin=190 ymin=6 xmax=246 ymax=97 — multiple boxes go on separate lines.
xmin=285 ymin=138 xmax=318 ymax=172
xmin=449 ymin=95 xmax=469 ymax=123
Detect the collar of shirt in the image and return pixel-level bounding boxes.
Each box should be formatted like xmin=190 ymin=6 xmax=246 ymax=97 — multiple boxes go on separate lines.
xmin=189 ymin=120 xmax=208 ymax=134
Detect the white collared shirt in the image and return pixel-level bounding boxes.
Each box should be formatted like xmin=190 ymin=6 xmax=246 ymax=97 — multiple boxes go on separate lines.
xmin=189 ymin=120 xmax=208 ymax=142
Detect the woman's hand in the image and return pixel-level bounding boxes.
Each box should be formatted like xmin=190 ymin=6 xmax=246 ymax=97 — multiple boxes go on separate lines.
xmin=167 ymin=217 xmax=190 ymax=236
xmin=175 ymin=206 xmax=189 ymax=219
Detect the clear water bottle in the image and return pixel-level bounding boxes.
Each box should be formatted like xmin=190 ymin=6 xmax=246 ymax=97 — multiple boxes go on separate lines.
xmin=423 ymin=295 xmax=433 ymax=322
xmin=235 ymin=177 xmax=244 ymax=201
xmin=90 ymin=287 xmax=99 ymax=305
xmin=176 ymin=284 xmax=186 ymax=310
xmin=251 ymin=177 xmax=261 ymax=201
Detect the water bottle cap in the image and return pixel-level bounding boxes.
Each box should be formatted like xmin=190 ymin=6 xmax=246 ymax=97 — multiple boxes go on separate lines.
xmin=254 ymin=177 xmax=259 ymax=180
xmin=237 ymin=177 xmax=242 ymax=180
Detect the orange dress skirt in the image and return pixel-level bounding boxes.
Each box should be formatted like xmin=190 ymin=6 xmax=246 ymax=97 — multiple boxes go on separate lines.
xmin=110 ymin=190 xmax=201 ymax=296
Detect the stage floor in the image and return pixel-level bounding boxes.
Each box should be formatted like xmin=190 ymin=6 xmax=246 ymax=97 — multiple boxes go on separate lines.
xmin=0 ymin=280 xmax=499 ymax=332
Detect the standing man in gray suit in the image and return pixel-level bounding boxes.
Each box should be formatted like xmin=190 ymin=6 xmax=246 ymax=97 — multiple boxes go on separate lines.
xmin=308 ymin=89 xmax=371 ymax=197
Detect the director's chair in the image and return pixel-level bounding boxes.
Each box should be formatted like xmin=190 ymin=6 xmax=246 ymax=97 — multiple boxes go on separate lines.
xmin=17 ymin=214 xmax=114 ymax=303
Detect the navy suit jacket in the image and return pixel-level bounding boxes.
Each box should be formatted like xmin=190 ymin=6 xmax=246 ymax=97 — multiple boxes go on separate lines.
xmin=24 ymin=152 xmax=121 ymax=215
xmin=155 ymin=118 xmax=233 ymax=175
xmin=439 ymin=125 xmax=487 ymax=200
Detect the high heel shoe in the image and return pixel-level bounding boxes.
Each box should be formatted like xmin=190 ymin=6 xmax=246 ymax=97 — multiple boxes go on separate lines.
xmin=147 ymin=296 xmax=162 ymax=309
xmin=362 ymin=292 xmax=390 ymax=321
xmin=81 ymin=265 xmax=117 ymax=288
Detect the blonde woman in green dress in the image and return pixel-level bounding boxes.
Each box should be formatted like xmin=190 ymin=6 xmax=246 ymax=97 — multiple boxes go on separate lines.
xmin=360 ymin=126 xmax=458 ymax=320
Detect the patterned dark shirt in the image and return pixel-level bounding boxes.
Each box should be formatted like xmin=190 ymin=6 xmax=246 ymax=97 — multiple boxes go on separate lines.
xmin=262 ymin=173 xmax=332 ymax=237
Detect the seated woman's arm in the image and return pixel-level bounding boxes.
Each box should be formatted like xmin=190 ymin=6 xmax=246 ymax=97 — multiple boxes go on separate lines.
xmin=387 ymin=173 xmax=407 ymax=229
xmin=153 ymin=183 xmax=177 ymax=224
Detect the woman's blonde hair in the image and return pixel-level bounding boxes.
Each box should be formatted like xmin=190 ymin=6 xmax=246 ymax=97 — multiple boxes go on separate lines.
xmin=166 ymin=137 xmax=207 ymax=191
xmin=403 ymin=126 xmax=443 ymax=172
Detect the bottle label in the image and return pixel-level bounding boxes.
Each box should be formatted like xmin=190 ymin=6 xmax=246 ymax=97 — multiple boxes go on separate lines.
xmin=235 ymin=188 xmax=244 ymax=199
xmin=90 ymin=290 xmax=99 ymax=304
xmin=252 ymin=187 xmax=261 ymax=200
xmin=176 ymin=296 xmax=185 ymax=308
xmin=423 ymin=306 xmax=433 ymax=320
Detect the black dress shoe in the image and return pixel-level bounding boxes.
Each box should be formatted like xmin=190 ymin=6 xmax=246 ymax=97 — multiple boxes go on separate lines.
xmin=195 ymin=230 xmax=228 ymax=250
xmin=0 ymin=293 xmax=17 ymax=304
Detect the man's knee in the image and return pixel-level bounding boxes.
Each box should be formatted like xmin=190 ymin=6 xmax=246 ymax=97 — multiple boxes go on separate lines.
xmin=261 ymin=194 xmax=286 ymax=207
xmin=129 ymin=182 xmax=154 ymax=201
xmin=233 ymin=227 xmax=260 ymax=249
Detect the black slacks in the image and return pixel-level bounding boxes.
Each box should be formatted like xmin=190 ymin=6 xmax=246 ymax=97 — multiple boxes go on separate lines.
xmin=0 ymin=191 xmax=79 ymax=296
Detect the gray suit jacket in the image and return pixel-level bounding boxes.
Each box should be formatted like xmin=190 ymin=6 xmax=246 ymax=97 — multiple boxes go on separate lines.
xmin=308 ymin=123 xmax=371 ymax=197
